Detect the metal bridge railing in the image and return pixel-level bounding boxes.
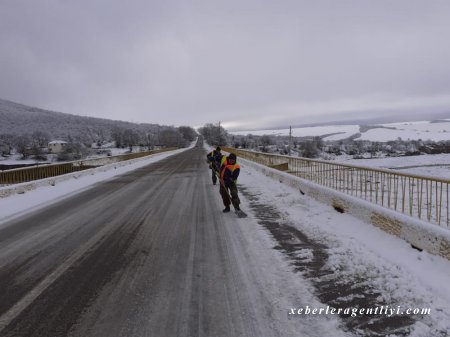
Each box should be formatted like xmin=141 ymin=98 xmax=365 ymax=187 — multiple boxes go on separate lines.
xmin=223 ymin=147 xmax=450 ymax=228
xmin=0 ymin=148 xmax=177 ymax=185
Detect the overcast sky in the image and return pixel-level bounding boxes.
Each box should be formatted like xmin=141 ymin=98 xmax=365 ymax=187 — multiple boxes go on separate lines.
xmin=1 ymin=0 xmax=450 ymax=130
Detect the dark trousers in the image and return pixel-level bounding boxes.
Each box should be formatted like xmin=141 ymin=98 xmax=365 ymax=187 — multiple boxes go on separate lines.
xmin=211 ymin=168 xmax=217 ymax=184
xmin=220 ymin=183 xmax=240 ymax=209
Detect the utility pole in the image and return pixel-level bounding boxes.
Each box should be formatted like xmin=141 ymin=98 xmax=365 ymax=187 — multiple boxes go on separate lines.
xmin=289 ymin=126 xmax=292 ymax=156
xmin=218 ymin=121 xmax=221 ymax=146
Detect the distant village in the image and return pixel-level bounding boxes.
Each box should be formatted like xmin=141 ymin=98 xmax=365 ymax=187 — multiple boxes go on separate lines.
xmin=0 ymin=126 xmax=197 ymax=165
xmin=198 ymin=123 xmax=450 ymax=161
xmin=232 ymin=135 xmax=450 ymax=160
xmin=0 ymin=98 xmax=197 ymax=165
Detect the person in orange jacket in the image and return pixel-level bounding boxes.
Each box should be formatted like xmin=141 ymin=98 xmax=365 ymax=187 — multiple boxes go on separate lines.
xmin=219 ymin=153 xmax=241 ymax=212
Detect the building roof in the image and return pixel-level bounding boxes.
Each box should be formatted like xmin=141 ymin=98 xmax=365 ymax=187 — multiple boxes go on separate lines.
xmin=48 ymin=141 xmax=68 ymax=145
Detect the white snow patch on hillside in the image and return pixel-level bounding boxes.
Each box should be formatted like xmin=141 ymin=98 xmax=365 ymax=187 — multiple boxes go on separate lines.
xmin=358 ymin=121 xmax=450 ymax=142
xmin=335 ymin=153 xmax=450 ymax=179
xmin=231 ymin=120 xmax=450 ymax=142
xmin=231 ymin=125 xmax=360 ymax=139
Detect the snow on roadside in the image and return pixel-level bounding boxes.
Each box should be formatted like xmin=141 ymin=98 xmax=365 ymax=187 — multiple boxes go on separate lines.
xmin=219 ymin=195 xmax=351 ymax=337
xmin=0 ymin=145 xmax=193 ymax=226
xmin=238 ymin=164 xmax=450 ymax=336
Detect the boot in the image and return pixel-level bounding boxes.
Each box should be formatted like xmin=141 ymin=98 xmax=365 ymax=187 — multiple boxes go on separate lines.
xmin=222 ymin=206 xmax=231 ymax=213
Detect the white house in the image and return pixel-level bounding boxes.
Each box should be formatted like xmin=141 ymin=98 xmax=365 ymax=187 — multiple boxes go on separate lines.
xmin=48 ymin=140 xmax=68 ymax=153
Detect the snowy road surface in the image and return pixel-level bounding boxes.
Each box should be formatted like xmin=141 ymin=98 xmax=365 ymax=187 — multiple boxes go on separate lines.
xmin=0 ymin=140 xmax=344 ymax=337
xmin=1 ymin=138 xmax=450 ymax=337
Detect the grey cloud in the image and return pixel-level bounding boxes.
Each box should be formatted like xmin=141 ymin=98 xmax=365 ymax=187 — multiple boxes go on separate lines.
xmin=1 ymin=0 xmax=450 ymax=129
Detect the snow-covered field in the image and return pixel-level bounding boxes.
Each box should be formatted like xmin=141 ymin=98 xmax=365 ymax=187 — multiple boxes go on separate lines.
xmin=359 ymin=121 xmax=450 ymax=142
xmin=0 ymin=155 xmax=45 ymax=165
xmin=231 ymin=125 xmax=360 ymax=140
xmin=231 ymin=120 xmax=450 ymax=142
xmin=335 ymin=153 xmax=450 ymax=179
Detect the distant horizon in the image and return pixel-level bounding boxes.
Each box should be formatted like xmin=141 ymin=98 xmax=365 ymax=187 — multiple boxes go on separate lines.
xmin=226 ymin=111 xmax=450 ymax=132
xmin=2 ymin=96 xmax=450 ymax=133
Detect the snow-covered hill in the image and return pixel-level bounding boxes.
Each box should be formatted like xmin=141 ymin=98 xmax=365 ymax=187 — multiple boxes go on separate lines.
xmin=231 ymin=120 xmax=450 ymax=142
xmin=0 ymin=98 xmax=163 ymax=142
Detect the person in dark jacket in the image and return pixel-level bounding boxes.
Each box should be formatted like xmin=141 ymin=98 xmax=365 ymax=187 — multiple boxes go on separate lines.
xmin=206 ymin=146 xmax=223 ymax=185
xmin=219 ymin=153 xmax=240 ymax=212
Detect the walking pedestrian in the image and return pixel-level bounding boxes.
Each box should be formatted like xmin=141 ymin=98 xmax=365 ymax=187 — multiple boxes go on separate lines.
xmin=206 ymin=146 xmax=223 ymax=185
xmin=219 ymin=153 xmax=241 ymax=213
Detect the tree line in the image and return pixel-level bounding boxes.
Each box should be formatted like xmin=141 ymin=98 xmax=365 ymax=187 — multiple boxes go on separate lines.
xmin=0 ymin=125 xmax=197 ymax=160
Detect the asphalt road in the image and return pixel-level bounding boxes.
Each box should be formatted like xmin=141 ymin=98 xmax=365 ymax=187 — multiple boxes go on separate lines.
xmin=0 ymin=140 xmax=294 ymax=337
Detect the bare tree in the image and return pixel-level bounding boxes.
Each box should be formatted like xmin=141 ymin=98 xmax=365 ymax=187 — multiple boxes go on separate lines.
xmin=178 ymin=126 xmax=197 ymax=142
xmin=300 ymin=140 xmax=320 ymax=158
xmin=160 ymin=129 xmax=185 ymax=147
xmin=261 ymin=135 xmax=272 ymax=152
xmin=14 ymin=135 xmax=31 ymax=158
xmin=31 ymin=130 xmax=50 ymax=148
xmin=111 ymin=127 xmax=125 ymax=148
xmin=198 ymin=123 xmax=228 ymax=146
xmin=57 ymin=143 xmax=86 ymax=161
xmin=0 ymin=133 xmax=15 ymax=155
xmin=122 ymin=129 xmax=140 ymax=152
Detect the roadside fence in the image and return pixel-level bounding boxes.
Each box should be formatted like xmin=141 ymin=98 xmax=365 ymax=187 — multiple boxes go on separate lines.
xmin=0 ymin=148 xmax=177 ymax=185
xmin=223 ymin=147 xmax=450 ymax=228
